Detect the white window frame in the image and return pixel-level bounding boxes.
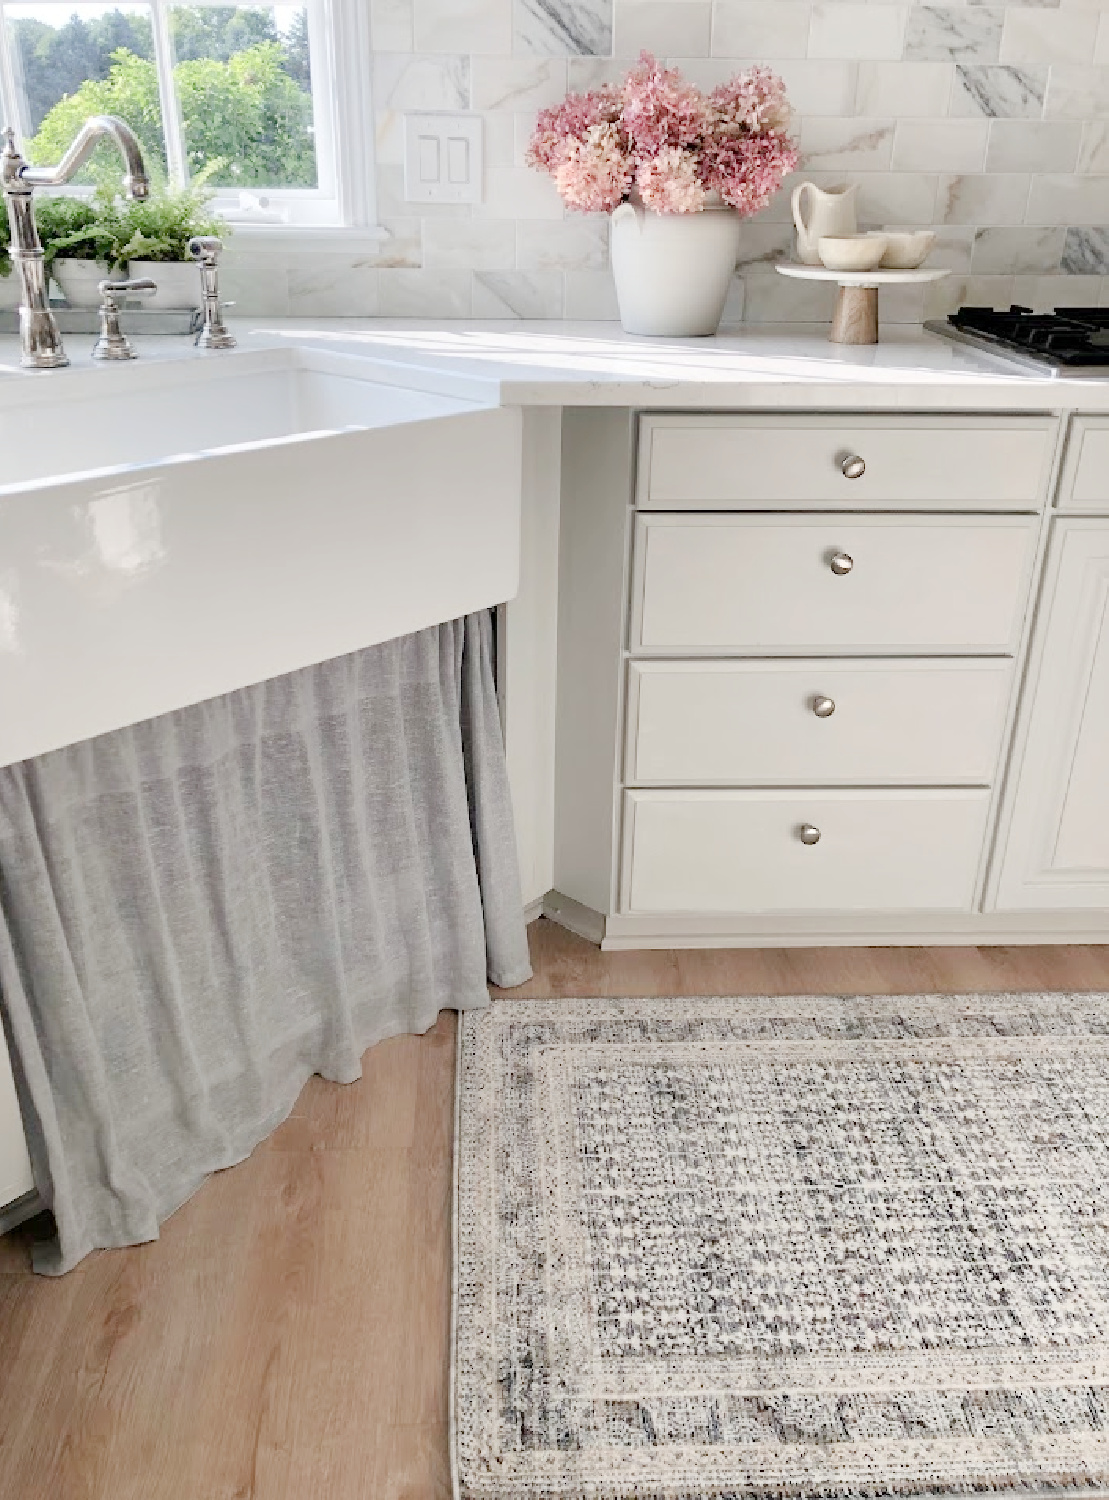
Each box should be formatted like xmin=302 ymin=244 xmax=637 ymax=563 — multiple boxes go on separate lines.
xmin=0 ymin=0 xmax=383 ymax=246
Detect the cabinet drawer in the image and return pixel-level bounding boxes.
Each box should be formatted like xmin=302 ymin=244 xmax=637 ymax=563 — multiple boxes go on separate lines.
xmin=626 ymin=659 xmax=1010 ymax=785
xmin=1059 ymin=417 xmax=1109 ymax=509
xmin=639 ymin=415 xmax=1056 ymax=510
xmin=631 ymin=514 xmax=1035 ymax=654
xmin=621 ymin=788 xmax=991 ymax=913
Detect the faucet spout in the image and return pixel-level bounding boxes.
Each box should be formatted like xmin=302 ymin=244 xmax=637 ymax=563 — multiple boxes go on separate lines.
xmin=18 ymin=114 xmax=150 ymax=199
xmin=1 ymin=115 xmax=150 ymax=369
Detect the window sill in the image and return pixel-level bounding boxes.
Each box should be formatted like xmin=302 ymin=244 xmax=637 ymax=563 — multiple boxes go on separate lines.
xmin=222 ymin=223 xmax=391 ymax=257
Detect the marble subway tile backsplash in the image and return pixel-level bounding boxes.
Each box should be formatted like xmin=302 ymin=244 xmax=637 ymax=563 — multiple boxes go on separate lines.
xmin=233 ymin=0 xmax=1109 ymax=322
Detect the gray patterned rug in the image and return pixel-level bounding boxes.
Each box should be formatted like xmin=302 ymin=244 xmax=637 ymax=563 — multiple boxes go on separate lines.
xmin=451 ymin=994 xmax=1109 ymax=1500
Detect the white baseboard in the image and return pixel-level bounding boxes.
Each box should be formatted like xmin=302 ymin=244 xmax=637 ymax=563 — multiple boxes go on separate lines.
xmin=539 ymin=891 xmax=1109 ymax=950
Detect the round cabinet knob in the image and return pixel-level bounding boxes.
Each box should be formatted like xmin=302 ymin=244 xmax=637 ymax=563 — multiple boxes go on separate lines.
xmin=841 ymin=454 xmax=866 ymax=480
xmin=798 ymin=824 xmax=822 ymax=846
xmin=811 ymin=695 xmax=836 ymax=718
xmin=829 ymin=551 xmax=854 ymax=576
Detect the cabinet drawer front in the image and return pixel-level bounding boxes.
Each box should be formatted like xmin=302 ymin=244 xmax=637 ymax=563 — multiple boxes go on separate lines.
xmin=622 ymin=789 xmax=991 ymax=913
xmin=627 ymin=659 xmax=1010 ymax=785
xmin=639 ymin=415 xmax=1055 ymax=510
xmin=632 ymin=514 xmax=1035 ymax=654
xmin=1059 ymin=418 xmax=1109 ymax=509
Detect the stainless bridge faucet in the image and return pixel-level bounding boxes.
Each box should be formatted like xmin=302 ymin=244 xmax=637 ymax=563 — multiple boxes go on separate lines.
xmin=1 ymin=115 xmax=150 ymax=369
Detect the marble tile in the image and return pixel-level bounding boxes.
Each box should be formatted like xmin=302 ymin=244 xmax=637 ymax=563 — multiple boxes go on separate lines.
xmin=924 ymin=226 xmax=975 ymax=272
xmin=371 ymin=0 xmax=414 ymax=51
xmin=373 ymin=53 xmax=470 ymax=111
xmin=378 ymin=268 xmax=474 ymax=315
xmin=365 ymin=218 xmax=423 ymax=268
xmin=809 ymin=3 xmax=906 ymax=60
xmin=514 ymin=0 xmax=613 ymax=55
xmin=375 ymin=108 xmax=405 ymax=166
xmin=218 ymin=264 xmax=289 ymax=316
xmin=1010 ymin=273 xmax=1104 ymax=309
xmin=986 ymin=120 xmax=1082 ymax=173
xmin=851 ymin=171 xmax=940 ymax=226
xmin=517 ymin=215 xmax=609 ymax=269
xmin=423 ymin=218 xmax=516 ymax=268
xmin=892 ymin=118 xmax=989 ymax=172
xmin=566 ymin=57 xmax=630 ymax=90
xmin=950 ymin=65 xmax=1047 ymax=117
xmin=414 ymin=0 xmax=511 ymax=53
xmin=477 ymin=165 xmax=566 ymax=218
xmin=734 ymin=222 xmax=794 ymax=268
xmin=799 ymin=117 xmax=896 ymax=170
xmin=1078 ymin=121 xmax=1109 ymax=174
xmin=758 ymin=168 xmax=845 ymax=223
xmin=1000 ymin=8 xmax=1099 ymax=65
xmin=483 ymin=111 xmax=518 ymax=168
xmin=563 ymin=268 xmax=621 ymax=319
xmin=1026 ymin=173 xmax=1109 ymax=223
xmin=936 ymin=171 xmax=1031 ymax=223
xmin=877 ymin=282 xmax=927 ymax=324
xmin=473 ymin=270 xmax=565 ymax=315
xmin=614 ymin=0 xmax=711 ymax=57
xmin=923 ymin=275 xmax=1014 ymax=319
xmin=711 ymin=1 xmax=813 ymax=59
xmin=288 ymin=264 xmax=381 ymax=316
xmin=718 ymin=275 xmax=746 ymax=329
xmin=471 ymin=57 xmax=568 ymax=110
xmin=1098 ymin=14 xmax=1109 ymax=65
xmin=741 ymin=267 xmax=837 ymax=323
xmin=971 ymin=224 xmax=1066 ymax=272
xmin=1045 ymin=66 xmax=1109 ymax=119
xmin=854 ymin=62 xmax=953 ymax=119
xmin=1060 ymin=226 xmax=1109 ymax=273
xmin=904 ymin=6 xmax=1003 ymax=63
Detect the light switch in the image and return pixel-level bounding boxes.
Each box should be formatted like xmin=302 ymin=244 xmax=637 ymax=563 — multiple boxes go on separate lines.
xmin=404 ymin=113 xmax=483 ymax=204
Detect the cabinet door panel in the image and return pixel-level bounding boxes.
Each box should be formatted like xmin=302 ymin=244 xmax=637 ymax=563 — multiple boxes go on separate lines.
xmin=995 ymin=520 xmax=1109 ymax=908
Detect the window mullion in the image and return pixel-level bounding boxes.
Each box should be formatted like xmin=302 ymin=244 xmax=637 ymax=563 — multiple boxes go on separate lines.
xmin=0 ymin=4 xmax=27 ymax=145
xmin=150 ymin=0 xmax=187 ymax=187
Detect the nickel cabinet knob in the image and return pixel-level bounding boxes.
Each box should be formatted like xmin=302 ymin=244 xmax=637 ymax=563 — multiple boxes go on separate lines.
xmin=841 ymin=453 xmax=866 ymax=479
xmin=829 ymin=551 xmax=854 ymax=576
xmin=811 ymin=695 xmax=836 ymax=718
xmin=798 ymin=824 xmax=822 ymax=846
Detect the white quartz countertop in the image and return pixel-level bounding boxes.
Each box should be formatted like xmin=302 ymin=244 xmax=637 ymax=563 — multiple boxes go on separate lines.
xmin=3 ymin=317 xmax=1109 ymax=411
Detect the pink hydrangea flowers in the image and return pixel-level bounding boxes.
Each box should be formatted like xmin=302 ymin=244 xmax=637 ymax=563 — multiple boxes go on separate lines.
xmin=527 ymin=54 xmax=798 ymax=217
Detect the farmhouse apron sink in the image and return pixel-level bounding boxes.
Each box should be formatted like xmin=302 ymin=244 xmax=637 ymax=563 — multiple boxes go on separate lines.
xmin=0 ymin=345 xmax=521 ymax=766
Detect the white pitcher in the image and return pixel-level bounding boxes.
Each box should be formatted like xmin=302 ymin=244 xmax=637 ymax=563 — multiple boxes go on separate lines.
xmin=791 ymin=182 xmax=859 ymax=266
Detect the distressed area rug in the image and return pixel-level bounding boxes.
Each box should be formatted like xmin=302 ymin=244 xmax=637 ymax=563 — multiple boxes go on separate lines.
xmin=451 ymin=994 xmax=1109 ymax=1500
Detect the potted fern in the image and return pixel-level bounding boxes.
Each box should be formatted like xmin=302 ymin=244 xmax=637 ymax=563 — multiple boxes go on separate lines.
xmin=113 ymin=171 xmax=227 ymax=309
xmin=38 ymin=196 xmax=123 ymax=308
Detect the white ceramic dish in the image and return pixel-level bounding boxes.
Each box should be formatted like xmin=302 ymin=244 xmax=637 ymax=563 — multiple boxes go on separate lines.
xmin=818 ymin=234 xmax=888 ymax=273
xmin=868 ymin=229 xmax=936 ymax=270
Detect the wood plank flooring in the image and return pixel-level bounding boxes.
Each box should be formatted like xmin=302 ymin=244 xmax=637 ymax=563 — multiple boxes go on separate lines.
xmin=2 ymin=920 xmax=1108 ymax=1499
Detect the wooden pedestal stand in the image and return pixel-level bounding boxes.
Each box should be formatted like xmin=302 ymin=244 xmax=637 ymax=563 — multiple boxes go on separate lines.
xmin=775 ymin=264 xmax=950 ymax=345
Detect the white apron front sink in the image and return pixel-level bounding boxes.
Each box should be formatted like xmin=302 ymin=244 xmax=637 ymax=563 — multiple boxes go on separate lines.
xmin=0 ymin=347 xmax=521 ymax=766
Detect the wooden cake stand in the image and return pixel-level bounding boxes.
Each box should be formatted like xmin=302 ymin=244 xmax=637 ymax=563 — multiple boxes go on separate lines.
xmin=775 ymin=263 xmax=950 ymax=345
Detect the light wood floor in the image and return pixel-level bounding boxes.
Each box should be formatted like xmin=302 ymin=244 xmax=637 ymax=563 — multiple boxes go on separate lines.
xmin=3 ymin=921 xmax=1109 ymax=1500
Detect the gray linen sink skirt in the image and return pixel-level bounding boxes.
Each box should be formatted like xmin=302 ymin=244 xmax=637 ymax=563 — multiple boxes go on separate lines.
xmin=0 ymin=611 xmax=531 ymax=1273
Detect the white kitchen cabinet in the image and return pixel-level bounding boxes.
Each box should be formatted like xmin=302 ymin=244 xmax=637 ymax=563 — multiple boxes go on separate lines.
xmin=994 ymin=520 xmax=1109 ymax=909
xmin=0 ymin=1032 xmax=33 ymax=1215
xmin=1058 ymin=417 xmax=1109 ymax=509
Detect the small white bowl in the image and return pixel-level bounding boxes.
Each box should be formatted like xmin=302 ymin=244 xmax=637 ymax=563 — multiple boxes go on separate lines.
xmin=817 ymin=234 xmax=887 ymax=273
xmin=869 ymin=229 xmax=935 ymax=270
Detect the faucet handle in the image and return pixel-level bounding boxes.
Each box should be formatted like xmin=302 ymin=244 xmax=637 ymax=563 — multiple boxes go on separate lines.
xmin=92 ymin=277 xmax=157 ymax=361
xmin=188 ymin=235 xmax=223 ymax=265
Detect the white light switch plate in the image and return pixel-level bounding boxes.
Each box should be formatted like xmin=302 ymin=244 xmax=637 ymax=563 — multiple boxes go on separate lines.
xmin=403 ymin=113 xmax=483 ymax=204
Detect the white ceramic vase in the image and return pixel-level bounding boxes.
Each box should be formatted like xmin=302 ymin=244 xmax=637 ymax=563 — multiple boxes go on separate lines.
xmin=128 ymin=260 xmax=202 ymax=310
xmin=51 ymin=258 xmax=111 ymax=308
xmin=609 ymin=201 xmax=741 ymax=337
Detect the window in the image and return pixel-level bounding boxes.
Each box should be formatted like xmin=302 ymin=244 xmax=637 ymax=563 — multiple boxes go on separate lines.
xmin=0 ymin=0 xmax=377 ymax=232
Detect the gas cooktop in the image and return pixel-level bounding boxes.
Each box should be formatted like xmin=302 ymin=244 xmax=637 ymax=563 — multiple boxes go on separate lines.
xmin=925 ymin=305 xmax=1109 ymax=375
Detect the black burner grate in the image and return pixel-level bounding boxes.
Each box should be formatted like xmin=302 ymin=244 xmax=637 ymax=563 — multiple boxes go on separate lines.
xmin=949 ymin=305 xmax=1109 ymax=367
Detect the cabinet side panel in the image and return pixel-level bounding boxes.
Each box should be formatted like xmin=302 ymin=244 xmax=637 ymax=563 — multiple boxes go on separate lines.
xmin=553 ymin=410 xmax=637 ymax=915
